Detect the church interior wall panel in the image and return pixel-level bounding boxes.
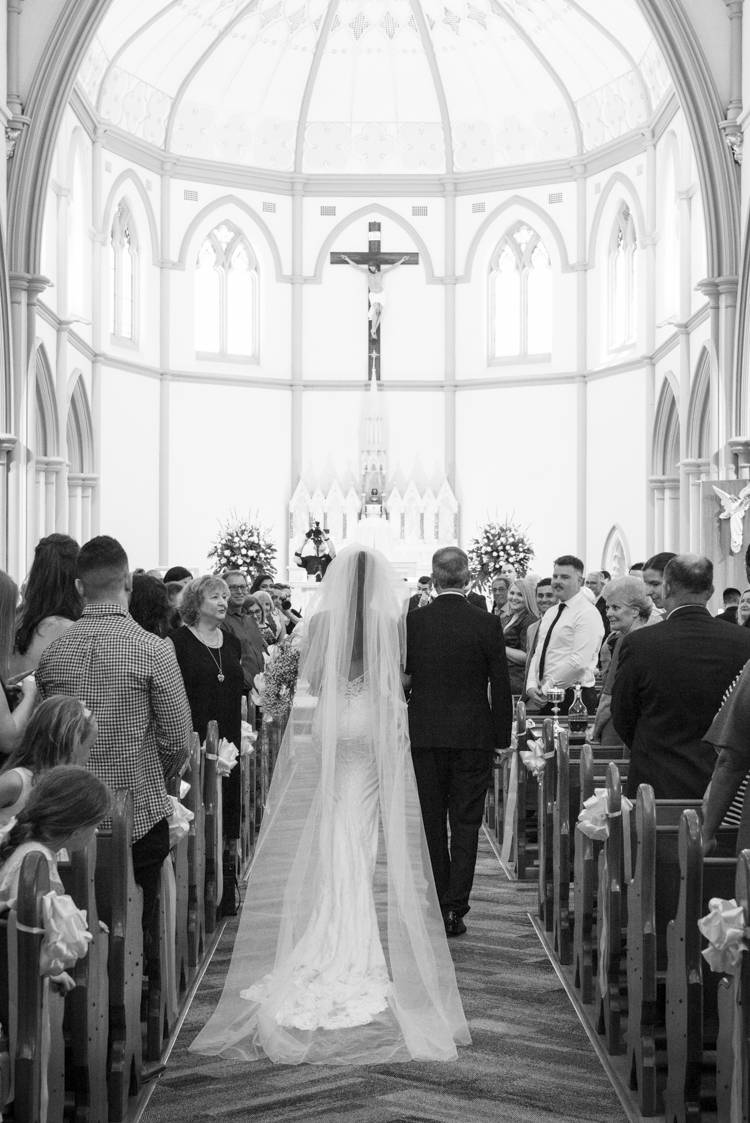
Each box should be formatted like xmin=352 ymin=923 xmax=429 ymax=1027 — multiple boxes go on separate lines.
xmin=300 ymin=390 xmax=361 ymax=487
xmin=455 ymin=184 xmax=578 ymax=276
xmin=455 ymin=384 xmax=579 ymax=575
xmin=167 ymin=381 xmax=291 ymax=572
xmin=98 ymin=366 xmax=160 ymax=565
xmin=585 ymin=369 xmax=648 ymax=568
xmin=168 ymin=182 xmax=293 ymax=273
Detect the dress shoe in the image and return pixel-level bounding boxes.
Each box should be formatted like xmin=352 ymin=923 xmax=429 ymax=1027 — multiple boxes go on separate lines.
xmin=444 ymin=910 xmax=466 ymax=937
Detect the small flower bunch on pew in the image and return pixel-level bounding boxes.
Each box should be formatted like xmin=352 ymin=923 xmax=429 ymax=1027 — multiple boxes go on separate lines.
xmin=252 ymin=642 xmax=301 ymax=723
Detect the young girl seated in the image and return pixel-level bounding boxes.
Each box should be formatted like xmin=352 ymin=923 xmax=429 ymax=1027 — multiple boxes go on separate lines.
xmin=0 ymin=696 xmax=98 ymax=827
xmin=0 ymin=765 xmax=110 ymax=913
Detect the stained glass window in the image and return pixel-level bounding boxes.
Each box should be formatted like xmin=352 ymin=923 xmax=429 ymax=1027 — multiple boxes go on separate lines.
xmin=194 ymin=222 xmax=258 ymax=358
xmin=489 ymin=224 xmax=552 ymax=360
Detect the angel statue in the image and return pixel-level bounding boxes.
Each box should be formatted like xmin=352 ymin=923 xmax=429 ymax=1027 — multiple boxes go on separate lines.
xmin=713 ymin=482 xmax=750 ymax=554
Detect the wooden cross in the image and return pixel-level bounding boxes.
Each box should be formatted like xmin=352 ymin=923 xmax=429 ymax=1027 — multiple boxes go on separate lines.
xmin=331 ymin=220 xmax=418 ymax=383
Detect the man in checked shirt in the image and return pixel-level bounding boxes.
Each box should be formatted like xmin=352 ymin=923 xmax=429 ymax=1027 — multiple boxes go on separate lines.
xmin=37 ymin=535 xmax=192 ymax=943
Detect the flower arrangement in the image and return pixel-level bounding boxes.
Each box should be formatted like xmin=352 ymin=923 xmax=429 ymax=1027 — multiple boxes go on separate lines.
xmin=468 ymin=519 xmax=534 ymax=589
xmin=208 ymin=512 xmax=276 ymax=578
xmin=252 ymin=642 xmax=301 ymax=723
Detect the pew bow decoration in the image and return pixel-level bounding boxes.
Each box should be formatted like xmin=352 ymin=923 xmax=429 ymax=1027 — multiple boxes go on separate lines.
xmin=215 ymin=739 xmax=239 ymax=776
xmin=240 ymin=720 xmax=257 ymax=757
xmin=167 ymin=795 xmax=195 ymax=847
xmin=39 ymin=891 xmax=92 ymax=977
xmin=519 ymin=721 xmax=552 ymax=776
xmin=698 ymin=897 xmax=749 ymax=974
xmin=577 ymin=789 xmax=634 ymax=842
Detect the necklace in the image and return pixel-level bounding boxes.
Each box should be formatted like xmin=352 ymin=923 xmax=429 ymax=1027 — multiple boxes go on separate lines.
xmin=191 ymin=627 xmax=225 ymax=682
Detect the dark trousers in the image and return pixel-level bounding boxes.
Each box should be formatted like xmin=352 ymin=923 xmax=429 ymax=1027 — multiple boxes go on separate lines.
xmin=537 ymin=685 xmax=598 ymax=717
xmin=411 ymin=747 xmax=493 ymax=917
xmin=132 ymin=817 xmax=170 ymax=945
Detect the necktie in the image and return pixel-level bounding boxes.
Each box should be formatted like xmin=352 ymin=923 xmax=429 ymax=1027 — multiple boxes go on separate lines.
xmin=537 ymin=603 xmax=565 ymax=684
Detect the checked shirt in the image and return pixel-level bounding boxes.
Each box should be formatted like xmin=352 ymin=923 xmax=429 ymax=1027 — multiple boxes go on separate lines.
xmin=36 ymin=603 xmax=192 ymax=841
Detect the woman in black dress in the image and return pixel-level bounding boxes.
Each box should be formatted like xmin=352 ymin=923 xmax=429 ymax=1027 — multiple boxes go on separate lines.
xmin=171 ymin=575 xmax=243 ymax=915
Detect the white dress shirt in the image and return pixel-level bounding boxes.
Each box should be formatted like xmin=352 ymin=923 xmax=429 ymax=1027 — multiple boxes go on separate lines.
xmin=526 ymin=589 xmax=604 ymax=692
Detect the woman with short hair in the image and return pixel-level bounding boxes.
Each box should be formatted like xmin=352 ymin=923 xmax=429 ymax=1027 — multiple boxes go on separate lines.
xmin=171 ymin=575 xmax=244 ymax=915
xmin=592 ymin=576 xmax=651 ymax=745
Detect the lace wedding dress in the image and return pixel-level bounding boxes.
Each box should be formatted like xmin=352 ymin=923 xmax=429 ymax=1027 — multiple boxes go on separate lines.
xmin=190 ymin=547 xmax=469 ymax=1066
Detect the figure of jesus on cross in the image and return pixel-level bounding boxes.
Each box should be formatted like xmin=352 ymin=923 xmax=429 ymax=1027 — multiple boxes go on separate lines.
xmin=331 ymin=221 xmax=418 ymax=383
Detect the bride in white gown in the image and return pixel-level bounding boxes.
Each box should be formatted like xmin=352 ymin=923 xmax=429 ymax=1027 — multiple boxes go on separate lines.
xmin=190 ymin=545 xmax=469 ymax=1065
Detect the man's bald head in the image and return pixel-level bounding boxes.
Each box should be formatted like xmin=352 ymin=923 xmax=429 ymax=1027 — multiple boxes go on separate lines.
xmin=662 ymin=554 xmax=714 ymax=611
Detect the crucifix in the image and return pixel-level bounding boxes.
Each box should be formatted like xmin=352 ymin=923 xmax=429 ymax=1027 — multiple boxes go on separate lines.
xmin=331 ymin=220 xmax=418 ymax=383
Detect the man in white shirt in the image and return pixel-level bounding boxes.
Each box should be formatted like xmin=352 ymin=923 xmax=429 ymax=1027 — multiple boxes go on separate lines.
xmin=526 ymin=554 xmax=604 ymax=714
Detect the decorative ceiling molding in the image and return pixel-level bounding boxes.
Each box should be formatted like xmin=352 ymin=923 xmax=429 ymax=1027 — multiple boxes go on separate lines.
xmin=96 ymin=0 xmax=183 ymax=115
xmin=293 ymin=0 xmax=341 ymax=175
xmin=567 ymin=0 xmax=653 ymax=115
xmin=408 ymin=0 xmax=454 ymax=173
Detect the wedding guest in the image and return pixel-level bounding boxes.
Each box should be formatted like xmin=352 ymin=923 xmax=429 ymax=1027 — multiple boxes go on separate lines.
xmin=612 ymin=555 xmax=750 ymax=799
xmin=0 ymin=765 xmax=110 ymax=917
xmin=163 ymin=566 xmax=192 ymax=588
xmin=535 ymin=577 xmax=557 ymax=615
xmin=36 ymin=535 xmax=191 ymax=939
xmin=408 ymin=576 xmax=433 ymax=612
xmin=490 ymin=575 xmax=511 ymax=623
xmin=716 ymin=587 xmax=741 ymax=624
xmin=129 ymin=573 xmax=171 ymax=638
xmin=276 ymin=583 xmax=302 ymax=633
xmin=522 ymin=578 xmax=557 ymax=705
xmin=585 ymin=570 xmax=610 ymax=638
xmin=591 ymin=577 xmax=650 ymax=745
xmin=642 ymin=551 xmax=676 ymax=621
xmin=466 ymin=585 xmax=488 ymax=611
xmin=222 ymin=571 xmax=266 ymax=692
xmin=165 ymin=581 xmax=185 ymax=629
xmin=254 ymin=589 xmax=283 ymax=643
xmin=526 ymin=555 xmax=604 ymax=714
xmin=12 ymin=533 xmax=82 ymax=677
xmin=249 ymin=573 xmax=274 ymax=595
xmin=629 ymin=563 xmax=644 ymax=576
xmin=0 ymin=570 xmax=37 ymax=754
xmin=702 ymin=662 xmax=750 ymax=853
xmin=500 ymin=563 xmax=518 ymax=582
xmin=171 ymin=575 xmax=243 ymax=916
xmin=737 ymin=588 xmax=750 ymax=626
xmin=502 ymin=579 xmax=539 ymax=696
xmin=0 ymin=695 xmax=98 ymax=826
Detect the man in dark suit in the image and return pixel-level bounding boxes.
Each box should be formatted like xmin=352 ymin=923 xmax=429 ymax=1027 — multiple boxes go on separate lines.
xmin=716 ymin=586 xmax=741 ymax=624
xmin=612 ymin=555 xmax=750 ymax=800
xmin=408 ymin=575 xmax=433 ymax=613
xmin=405 ymin=547 xmax=512 ymax=937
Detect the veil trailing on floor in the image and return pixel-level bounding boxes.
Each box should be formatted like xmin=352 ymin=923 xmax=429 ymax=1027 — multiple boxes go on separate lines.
xmin=190 ymin=545 xmax=469 ymax=1065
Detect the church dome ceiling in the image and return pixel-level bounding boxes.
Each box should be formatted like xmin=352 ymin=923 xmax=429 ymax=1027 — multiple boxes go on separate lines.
xmin=77 ymin=0 xmax=672 ymax=176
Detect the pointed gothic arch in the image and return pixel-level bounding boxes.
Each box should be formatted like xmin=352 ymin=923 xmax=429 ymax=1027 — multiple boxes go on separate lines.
xmin=601 ymin=524 xmax=630 ymax=578
xmin=66 ymin=375 xmax=94 ymax=474
xmin=34 ymin=344 xmax=58 ymax=458
xmin=101 ymin=169 xmax=159 ymax=264
xmin=588 ymin=171 xmax=647 ymax=265
xmin=687 ymin=347 xmax=711 ymax=460
xmin=652 ymin=377 xmax=681 ymax=476
xmin=312 ymin=204 xmax=436 ymax=283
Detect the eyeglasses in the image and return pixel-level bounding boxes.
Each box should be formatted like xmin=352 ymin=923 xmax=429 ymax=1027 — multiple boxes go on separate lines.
xmin=228 ymin=584 xmax=247 ymax=591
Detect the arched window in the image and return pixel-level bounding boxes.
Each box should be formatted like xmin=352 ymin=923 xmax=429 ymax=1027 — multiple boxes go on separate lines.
xmin=194 ymin=222 xmax=258 ymax=358
xmin=110 ymin=201 xmax=137 ymax=340
xmin=489 ymin=223 xmax=552 ymax=360
xmin=608 ymin=204 xmax=637 ymax=350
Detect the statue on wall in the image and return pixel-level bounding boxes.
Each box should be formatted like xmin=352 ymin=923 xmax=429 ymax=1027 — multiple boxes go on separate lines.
xmin=713 ymin=483 xmax=750 ymax=554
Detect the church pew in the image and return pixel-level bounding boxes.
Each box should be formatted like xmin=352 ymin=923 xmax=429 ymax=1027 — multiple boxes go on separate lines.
xmin=60 ymin=835 xmax=110 ymax=1123
xmin=167 ymin=775 xmax=190 ymax=1003
xmin=144 ymin=856 xmax=178 ymax=1063
xmin=498 ymin=702 xmax=525 ymax=847
xmin=239 ymin=697 xmax=256 ymax=869
xmin=184 ymin=732 xmax=206 ymax=970
xmin=14 ymin=851 xmax=66 ymax=1123
xmin=572 ymin=746 xmax=629 ymax=1004
xmin=552 ymin=728 xmax=573 ymax=963
xmin=664 ymin=809 xmax=737 ymax=1123
xmin=595 ymin=762 xmax=633 ymax=1055
xmin=715 ymin=848 xmax=750 ymax=1123
xmin=537 ymin=720 xmax=556 ymax=931
xmin=95 ymin=789 xmax=143 ymax=1123
xmin=511 ymin=705 xmax=540 ymax=880
xmin=203 ymin=721 xmax=222 ymax=935
xmin=625 ymin=787 xmax=702 ymax=1116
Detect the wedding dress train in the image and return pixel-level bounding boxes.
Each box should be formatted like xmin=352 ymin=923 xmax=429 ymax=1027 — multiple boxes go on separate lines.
xmin=190 ymin=547 xmax=469 ymax=1066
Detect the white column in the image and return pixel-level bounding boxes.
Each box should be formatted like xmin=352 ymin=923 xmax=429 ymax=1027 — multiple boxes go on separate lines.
xmin=159 ymin=166 xmax=171 ymax=565
xmin=681 ymin=458 xmax=710 ymax=553
xmin=6 ymin=0 xmax=25 ymax=118
xmin=650 ymin=477 xmax=665 ymax=551
xmin=444 ymin=183 xmax=456 ymax=494
xmin=574 ymin=162 xmax=587 ymax=560
xmin=0 ymin=435 xmax=17 ymax=573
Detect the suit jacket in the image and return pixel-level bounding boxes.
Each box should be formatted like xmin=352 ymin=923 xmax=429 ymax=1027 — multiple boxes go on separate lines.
xmin=405 ymin=593 xmax=512 ymax=751
xmin=408 ymin=592 xmax=430 ymax=613
xmin=595 ymin=595 xmax=611 ymax=638
xmin=611 ymin=604 xmax=750 ymax=799
xmin=466 ymin=591 xmax=488 ymax=612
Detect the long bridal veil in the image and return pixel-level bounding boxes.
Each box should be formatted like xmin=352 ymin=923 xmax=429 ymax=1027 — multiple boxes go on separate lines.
xmin=190 ymin=545 xmax=469 ymax=1065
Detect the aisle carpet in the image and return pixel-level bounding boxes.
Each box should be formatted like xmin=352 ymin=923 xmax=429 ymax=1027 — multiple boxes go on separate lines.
xmin=144 ymin=834 xmax=625 ymax=1122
